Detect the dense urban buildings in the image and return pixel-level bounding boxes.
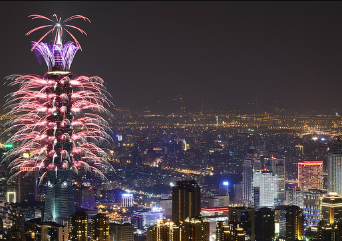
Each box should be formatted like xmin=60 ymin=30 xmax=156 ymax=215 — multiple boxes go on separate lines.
xmin=172 ymin=180 xmax=201 ymax=224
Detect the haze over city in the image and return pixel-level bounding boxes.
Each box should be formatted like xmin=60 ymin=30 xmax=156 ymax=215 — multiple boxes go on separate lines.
xmin=1 ymin=2 xmax=342 ymax=113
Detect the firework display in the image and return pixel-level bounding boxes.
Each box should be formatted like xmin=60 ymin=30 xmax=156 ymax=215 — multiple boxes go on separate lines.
xmin=3 ymin=14 xmax=112 ymax=223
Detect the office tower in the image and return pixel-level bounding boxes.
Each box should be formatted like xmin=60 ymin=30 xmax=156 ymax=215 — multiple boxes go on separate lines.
xmin=265 ymin=158 xmax=285 ymax=203
xmin=255 ymin=208 xmax=275 ymax=241
xmin=201 ymin=196 xmax=219 ymax=208
xmin=183 ymin=216 xmax=210 ymax=241
xmin=159 ymin=199 xmax=172 ymax=220
xmin=74 ymin=186 xmax=95 ymax=210
xmin=298 ymin=161 xmax=323 ymax=191
xmin=219 ymin=182 xmax=229 ymax=196
xmin=91 ymin=213 xmax=110 ymax=241
xmin=172 ymin=180 xmax=201 ymax=223
xmin=111 ymin=223 xmax=134 ymax=241
xmin=242 ymin=146 xmax=259 ymax=207
xmin=286 ymin=187 xmax=303 ymax=208
xmin=228 ymin=207 xmax=255 ymax=241
xmin=44 ymin=170 xmax=75 ymax=225
xmin=18 ymin=167 xmax=37 ymax=203
xmin=242 ymin=158 xmax=253 ymax=207
xmin=320 ymin=192 xmax=342 ymax=223
xmin=147 ymin=219 xmax=181 ymax=241
xmin=217 ymin=195 xmax=229 ymax=207
xmin=233 ymin=183 xmax=243 ymax=206
xmin=253 ymin=170 xmax=278 ymax=209
xmin=276 ymin=205 xmax=304 ymax=240
xmin=303 ymin=189 xmax=326 ymax=228
xmin=328 ymin=136 xmax=342 ymax=195
xmin=121 ymin=193 xmax=134 ymax=207
xmin=285 ymin=205 xmax=304 ymax=240
xmin=69 ymin=212 xmax=88 ymax=241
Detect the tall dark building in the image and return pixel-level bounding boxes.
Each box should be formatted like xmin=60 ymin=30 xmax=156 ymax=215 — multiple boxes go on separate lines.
xmin=172 ymin=180 xmax=201 ymax=223
xmin=277 ymin=205 xmax=304 ymax=240
xmin=228 ymin=207 xmax=255 ymax=241
xmin=70 ymin=212 xmax=88 ymax=241
xmin=18 ymin=167 xmax=37 ymax=203
xmin=255 ymin=208 xmax=275 ymax=241
xmin=74 ymin=186 xmax=95 ymax=210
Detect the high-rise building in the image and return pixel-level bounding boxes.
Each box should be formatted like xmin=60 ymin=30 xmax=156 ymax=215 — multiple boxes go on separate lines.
xmin=218 ymin=181 xmax=229 ymax=196
xmin=255 ymin=208 xmax=275 ymax=241
xmin=303 ymin=189 xmax=326 ymax=228
xmin=69 ymin=212 xmax=88 ymax=241
xmin=285 ymin=205 xmax=304 ymax=240
xmin=265 ymin=158 xmax=285 ymax=203
xmin=18 ymin=167 xmax=37 ymax=203
xmin=328 ymin=136 xmax=342 ymax=195
xmin=74 ymin=186 xmax=95 ymax=210
xmin=298 ymin=161 xmax=323 ymax=192
xmin=286 ymin=187 xmax=303 ymax=208
xmin=172 ymin=180 xmax=201 ymax=223
xmin=253 ymin=170 xmax=278 ymax=209
xmin=111 ymin=223 xmax=134 ymax=241
xmin=242 ymin=146 xmax=259 ymax=207
xmin=183 ymin=216 xmax=210 ymax=241
xmin=147 ymin=219 xmax=181 ymax=241
xmin=159 ymin=199 xmax=172 ymax=220
xmin=228 ymin=207 xmax=255 ymax=241
xmin=233 ymin=183 xmax=243 ymax=207
xmin=276 ymin=205 xmax=304 ymax=240
xmin=91 ymin=213 xmax=110 ymax=241
xmin=44 ymin=170 xmax=75 ymax=225
xmin=320 ymin=192 xmax=342 ymax=223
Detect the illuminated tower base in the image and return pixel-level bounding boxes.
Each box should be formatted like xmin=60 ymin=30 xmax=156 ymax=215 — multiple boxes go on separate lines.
xmin=44 ymin=170 xmax=75 ymax=224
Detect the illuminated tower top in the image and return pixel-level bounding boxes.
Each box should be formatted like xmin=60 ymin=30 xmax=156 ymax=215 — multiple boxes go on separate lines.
xmin=26 ymin=14 xmax=90 ymax=72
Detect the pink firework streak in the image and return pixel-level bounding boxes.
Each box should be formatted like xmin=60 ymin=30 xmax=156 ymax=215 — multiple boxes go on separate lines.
xmin=4 ymin=74 xmax=113 ymax=184
xmin=26 ymin=14 xmax=91 ymax=51
xmin=4 ymin=14 xmax=113 ymax=184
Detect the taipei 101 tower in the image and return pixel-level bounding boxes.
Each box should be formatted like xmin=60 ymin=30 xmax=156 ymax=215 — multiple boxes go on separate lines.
xmin=4 ymin=14 xmax=112 ymax=224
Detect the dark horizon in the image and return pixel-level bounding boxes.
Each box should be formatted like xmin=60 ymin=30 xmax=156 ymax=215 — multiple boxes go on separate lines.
xmin=1 ymin=1 xmax=342 ymax=114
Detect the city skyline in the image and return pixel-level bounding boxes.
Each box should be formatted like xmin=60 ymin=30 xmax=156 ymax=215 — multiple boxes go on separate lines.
xmin=1 ymin=2 xmax=342 ymax=113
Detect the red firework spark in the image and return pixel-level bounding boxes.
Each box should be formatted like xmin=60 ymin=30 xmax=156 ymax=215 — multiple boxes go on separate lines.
xmin=26 ymin=14 xmax=91 ymax=51
xmin=4 ymin=74 xmax=113 ymax=184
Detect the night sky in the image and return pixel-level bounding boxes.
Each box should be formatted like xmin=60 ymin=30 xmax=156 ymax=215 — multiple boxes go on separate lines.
xmin=1 ymin=1 xmax=342 ymax=114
